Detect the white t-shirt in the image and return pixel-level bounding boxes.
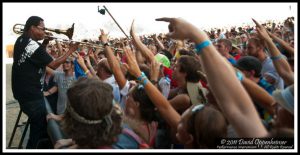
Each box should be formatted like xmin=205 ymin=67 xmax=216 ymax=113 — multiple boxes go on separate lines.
xmin=119 ymin=80 xmax=130 ymax=110
xmin=103 ymin=75 xmax=121 ymax=103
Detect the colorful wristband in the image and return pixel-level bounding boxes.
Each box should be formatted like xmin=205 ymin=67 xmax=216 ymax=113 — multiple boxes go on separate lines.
xmin=137 ymin=72 xmax=146 ymax=81
xmin=195 ymin=40 xmax=212 ymax=54
xmin=236 ymin=71 xmax=244 ymax=81
xmin=141 ymin=78 xmax=148 ymax=86
xmin=270 ymin=54 xmax=285 ymax=61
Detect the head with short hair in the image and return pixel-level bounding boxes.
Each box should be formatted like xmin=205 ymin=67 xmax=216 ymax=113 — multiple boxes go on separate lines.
xmin=173 ymin=55 xmax=202 ymax=87
xmin=62 ymin=77 xmax=123 ymax=148
xmin=246 ymin=38 xmax=265 ymax=58
xmin=97 ymin=58 xmax=112 ymax=80
xmin=236 ymin=56 xmax=262 ymax=78
xmin=216 ymin=39 xmax=232 ymax=57
xmin=62 ymin=57 xmax=74 ymax=72
xmin=24 ymin=16 xmax=46 ymax=40
xmin=24 ymin=16 xmax=44 ymax=32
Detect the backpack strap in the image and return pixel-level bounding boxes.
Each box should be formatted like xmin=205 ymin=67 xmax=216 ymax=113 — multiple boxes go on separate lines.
xmin=122 ymin=128 xmax=150 ymax=149
xmin=148 ymin=122 xmax=158 ymax=147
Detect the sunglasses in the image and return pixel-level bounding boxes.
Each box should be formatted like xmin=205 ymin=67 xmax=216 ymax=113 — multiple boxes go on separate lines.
xmin=35 ymin=26 xmax=46 ymax=31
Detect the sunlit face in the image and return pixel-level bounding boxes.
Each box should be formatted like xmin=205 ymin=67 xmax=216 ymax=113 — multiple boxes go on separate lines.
xmin=63 ymin=61 xmax=73 ymax=72
xmin=216 ymin=42 xmax=228 ymax=56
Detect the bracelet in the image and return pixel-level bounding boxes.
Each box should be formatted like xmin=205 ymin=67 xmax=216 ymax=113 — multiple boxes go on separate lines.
xmin=137 ymin=72 xmax=146 ymax=81
xmin=195 ymin=40 xmax=212 ymax=54
xmin=140 ymin=77 xmax=148 ymax=86
xmin=85 ymin=70 xmax=90 ymax=74
xmin=150 ymin=80 xmax=158 ymax=85
xmin=236 ymin=71 xmax=244 ymax=81
xmin=270 ymin=54 xmax=285 ymax=61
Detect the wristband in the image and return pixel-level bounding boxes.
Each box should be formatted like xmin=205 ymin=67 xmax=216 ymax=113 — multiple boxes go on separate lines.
xmin=85 ymin=70 xmax=90 ymax=74
xmin=236 ymin=71 xmax=244 ymax=81
xmin=195 ymin=40 xmax=212 ymax=54
xmin=270 ymin=54 xmax=285 ymax=61
xmin=137 ymin=72 xmax=146 ymax=81
xmin=140 ymin=77 xmax=148 ymax=86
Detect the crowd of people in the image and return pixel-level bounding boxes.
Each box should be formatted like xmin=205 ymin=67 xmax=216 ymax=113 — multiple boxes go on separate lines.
xmin=11 ymin=15 xmax=294 ymax=149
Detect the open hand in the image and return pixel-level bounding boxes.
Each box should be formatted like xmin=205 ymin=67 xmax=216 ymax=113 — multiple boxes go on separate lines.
xmin=99 ymin=29 xmax=108 ymax=43
xmin=123 ymin=47 xmax=141 ymax=78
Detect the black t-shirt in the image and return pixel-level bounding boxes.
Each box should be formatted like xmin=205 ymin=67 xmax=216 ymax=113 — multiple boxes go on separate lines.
xmin=12 ymin=34 xmax=53 ymax=102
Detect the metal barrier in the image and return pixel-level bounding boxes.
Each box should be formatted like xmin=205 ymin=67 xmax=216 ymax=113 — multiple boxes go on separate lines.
xmin=44 ymin=97 xmax=67 ymax=145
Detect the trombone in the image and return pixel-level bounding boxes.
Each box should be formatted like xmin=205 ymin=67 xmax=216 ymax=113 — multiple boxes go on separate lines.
xmin=13 ymin=23 xmax=74 ymax=39
xmin=13 ymin=23 xmax=104 ymax=50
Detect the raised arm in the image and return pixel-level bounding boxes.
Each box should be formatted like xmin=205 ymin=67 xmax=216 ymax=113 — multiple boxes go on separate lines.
xmin=48 ymin=42 xmax=79 ymax=70
xmin=99 ymin=29 xmax=127 ymax=89
xmin=55 ymin=39 xmax=63 ymax=57
xmin=76 ymin=53 xmax=93 ymax=78
xmin=156 ymin=17 xmax=268 ymax=137
xmin=130 ymin=20 xmax=155 ymax=63
xmin=152 ymin=34 xmax=166 ymax=51
xmin=84 ymin=54 xmax=97 ymax=78
xmin=268 ymin=30 xmax=294 ymax=55
xmin=253 ymin=19 xmax=294 ymax=86
xmin=241 ymin=76 xmax=276 ymax=115
xmin=124 ymin=46 xmax=180 ymax=133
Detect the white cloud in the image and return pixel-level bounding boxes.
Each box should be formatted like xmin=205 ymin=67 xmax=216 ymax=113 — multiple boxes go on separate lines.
xmin=3 ymin=2 xmax=297 ymax=43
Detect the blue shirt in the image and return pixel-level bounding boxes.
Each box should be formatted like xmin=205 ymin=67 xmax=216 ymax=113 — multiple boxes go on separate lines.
xmin=258 ymin=77 xmax=276 ymax=95
xmin=227 ymin=57 xmax=237 ymax=65
xmin=261 ymin=57 xmax=284 ymax=90
xmin=112 ymin=124 xmax=140 ymax=149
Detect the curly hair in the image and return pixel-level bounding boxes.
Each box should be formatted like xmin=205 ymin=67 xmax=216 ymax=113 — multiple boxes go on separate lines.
xmin=61 ymin=77 xmax=122 ymax=148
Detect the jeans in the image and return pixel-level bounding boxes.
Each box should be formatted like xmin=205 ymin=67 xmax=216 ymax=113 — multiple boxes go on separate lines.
xmin=18 ymin=98 xmax=49 ymax=149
